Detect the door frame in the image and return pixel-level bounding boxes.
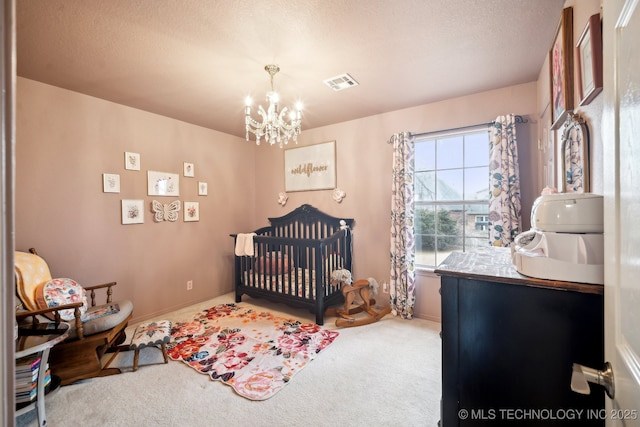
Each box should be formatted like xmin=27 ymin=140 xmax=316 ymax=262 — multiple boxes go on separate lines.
xmin=603 ymin=0 xmax=640 ymax=425
xmin=1 ymin=0 xmax=16 ymax=424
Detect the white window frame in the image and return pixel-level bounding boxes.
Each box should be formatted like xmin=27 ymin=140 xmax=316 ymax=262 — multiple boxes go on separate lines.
xmin=414 ymin=125 xmax=490 ymax=269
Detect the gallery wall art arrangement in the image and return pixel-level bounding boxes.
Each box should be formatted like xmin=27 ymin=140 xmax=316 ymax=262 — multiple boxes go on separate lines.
xmin=103 ymin=152 xmax=206 ymax=225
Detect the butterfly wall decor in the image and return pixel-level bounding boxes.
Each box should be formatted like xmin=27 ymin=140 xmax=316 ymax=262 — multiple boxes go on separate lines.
xmin=151 ymin=200 xmax=181 ymax=222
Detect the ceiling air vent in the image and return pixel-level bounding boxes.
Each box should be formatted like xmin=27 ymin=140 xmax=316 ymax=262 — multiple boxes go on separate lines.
xmin=323 ymin=73 xmax=359 ymax=91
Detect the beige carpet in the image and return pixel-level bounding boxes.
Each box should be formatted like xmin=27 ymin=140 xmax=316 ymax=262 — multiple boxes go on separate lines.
xmin=16 ymin=292 xmax=442 ymax=427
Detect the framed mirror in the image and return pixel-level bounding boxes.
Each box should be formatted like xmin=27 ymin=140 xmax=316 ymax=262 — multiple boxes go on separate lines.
xmin=559 ymin=112 xmax=590 ymax=192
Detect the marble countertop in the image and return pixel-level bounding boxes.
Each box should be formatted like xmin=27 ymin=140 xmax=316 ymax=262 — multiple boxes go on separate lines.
xmin=434 ymin=247 xmax=604 ymax=295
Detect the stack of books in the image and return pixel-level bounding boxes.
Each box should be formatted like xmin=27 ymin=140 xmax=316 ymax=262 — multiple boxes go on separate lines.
xmin=15 ymin=354 xmax=51 ymax=404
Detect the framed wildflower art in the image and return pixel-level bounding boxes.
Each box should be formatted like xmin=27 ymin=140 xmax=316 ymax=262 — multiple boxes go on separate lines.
xmin=284 ymin=140 xmax=336 ymax=192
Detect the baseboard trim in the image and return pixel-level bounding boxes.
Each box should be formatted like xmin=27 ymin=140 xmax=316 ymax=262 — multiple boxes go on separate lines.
xmin=414 ymin=312 xmax=441 ymax=323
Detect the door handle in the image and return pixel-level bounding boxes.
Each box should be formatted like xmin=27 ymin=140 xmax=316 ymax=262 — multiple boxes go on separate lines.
xmin=571 ymin=362 xmax=615 ymax=399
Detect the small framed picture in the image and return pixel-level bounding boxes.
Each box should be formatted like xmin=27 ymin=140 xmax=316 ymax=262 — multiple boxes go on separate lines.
xmin=576 ymin=14 xmax=603 ymax=106
xmin=184 ymin=162 xmax=194 ymax=177
xmin=184 ymin=202 xmax=200 ymax=222
xmin=125 ymin=152 xmax=141 ymax=171
xmin=148 ymin=170 xmax=180 ymax=196
xmin=103 ymin=173 xmax=120 ymax=193
xmin=121 ymin=199 xmax=144 ymax=224
xmin=198 ymin=182 xmax=208 ymax=196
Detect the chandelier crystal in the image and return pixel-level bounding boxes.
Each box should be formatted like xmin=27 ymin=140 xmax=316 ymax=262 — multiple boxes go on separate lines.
xmin=245 ymin=64 xmax=302 ymax=147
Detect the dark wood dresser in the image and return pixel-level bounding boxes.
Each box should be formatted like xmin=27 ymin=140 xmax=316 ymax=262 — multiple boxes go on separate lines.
xmin=435 ymin=247 xmax=604 ymax=426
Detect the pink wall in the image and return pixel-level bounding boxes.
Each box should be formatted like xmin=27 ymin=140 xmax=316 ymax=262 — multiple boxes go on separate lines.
xmin=16 ymin=78 xmax=538 ymax=323
xmin=252 ymin=82 xmax=539 ymax=321
xmin=16 ymin=78 xmax=255 ymax=323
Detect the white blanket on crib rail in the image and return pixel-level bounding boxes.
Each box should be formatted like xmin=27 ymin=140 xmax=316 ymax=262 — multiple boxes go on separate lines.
xmin=235 ymin=233 xmax=256 ymax=256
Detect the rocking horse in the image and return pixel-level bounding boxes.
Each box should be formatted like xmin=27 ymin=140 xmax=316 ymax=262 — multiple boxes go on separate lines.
xmin=326 ymin=269 xmax=391 ymax=327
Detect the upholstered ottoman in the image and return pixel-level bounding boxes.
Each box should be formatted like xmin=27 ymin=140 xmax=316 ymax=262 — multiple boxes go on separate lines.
xmin=130 ymin=320 xmax=172 ymax=371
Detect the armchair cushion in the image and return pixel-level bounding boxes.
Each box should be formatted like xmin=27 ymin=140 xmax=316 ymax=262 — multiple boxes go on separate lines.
xmin=34 ymin=278 xmax=88 ymax=321
xmin=66 ymin=299 xmax=134 ymax=340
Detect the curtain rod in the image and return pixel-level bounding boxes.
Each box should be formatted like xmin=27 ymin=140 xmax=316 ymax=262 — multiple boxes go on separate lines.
xmin=407 ymin=114 xmax=528 ymax=139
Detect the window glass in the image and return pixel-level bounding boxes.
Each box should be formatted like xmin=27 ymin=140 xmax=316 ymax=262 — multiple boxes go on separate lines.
xmin=415 ymin=139 xmax=435 ymax=171
xmin=437 ymin=136 xmax=463 ymax=169
xmin=464 ymin=132 xmax=490 ymax=167
xmin=415 ymin=171 xmax=436 ymax=201
xmin=415 ymin=205 xmax=437 ymax=267
xmin=435 ymin=203 xmax=463 ymax=266
xmin=464 ymin=203 xmax=490 ymax=243
xmin=464 ymin=166 xmax=490 ymax=198
xmin=437 ymin=169 xmax=463 ymax=201
xmin=414 ymin=127 xmax=490 ymax=268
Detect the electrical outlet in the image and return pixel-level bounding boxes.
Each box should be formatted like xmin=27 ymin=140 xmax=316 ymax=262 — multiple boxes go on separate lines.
xmin=383 ymin=282 xmax=388 ymax=293
xmin=187 ymin=280 xmax=193 ymax=290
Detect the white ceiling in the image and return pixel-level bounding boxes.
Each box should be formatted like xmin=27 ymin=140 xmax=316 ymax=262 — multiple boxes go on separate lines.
xmin=16 ymin=0 xmax=565 ymax=139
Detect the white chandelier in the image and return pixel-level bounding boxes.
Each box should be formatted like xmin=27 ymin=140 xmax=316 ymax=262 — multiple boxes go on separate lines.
xmin=245 ymin=64 xmax=302 ymax=147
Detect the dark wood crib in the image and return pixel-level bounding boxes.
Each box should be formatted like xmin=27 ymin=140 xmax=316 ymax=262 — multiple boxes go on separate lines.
xmin=231 ymin=204 xmax=354 ymax=325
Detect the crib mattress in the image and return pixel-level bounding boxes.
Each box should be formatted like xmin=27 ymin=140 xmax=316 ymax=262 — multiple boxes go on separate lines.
xmin=242 ymin=268 xmax=338 ymax=299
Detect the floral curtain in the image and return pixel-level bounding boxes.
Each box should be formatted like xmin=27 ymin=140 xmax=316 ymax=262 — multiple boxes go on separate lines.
xmin=488 ymin=114 xmax=522 ymax=246
xmin=389 ymin=132 xmax=415 ymax=319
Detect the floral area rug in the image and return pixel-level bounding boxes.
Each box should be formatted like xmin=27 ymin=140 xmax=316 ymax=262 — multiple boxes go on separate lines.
xmin=168 ymin=303 xmax=339 ymax=400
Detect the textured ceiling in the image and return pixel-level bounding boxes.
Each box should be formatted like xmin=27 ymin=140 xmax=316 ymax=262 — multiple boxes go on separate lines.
xmin=16 ymin=0 xmax=565 ymax=139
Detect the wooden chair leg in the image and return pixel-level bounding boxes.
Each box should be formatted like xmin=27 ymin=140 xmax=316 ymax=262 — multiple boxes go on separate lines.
xmin=133 ymin=349 xmax=140 ymax=372
xmin=161 ymin=343 xmax=168 ymax=364
xmin=101 ymin=346 xmax=122 ymax=370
